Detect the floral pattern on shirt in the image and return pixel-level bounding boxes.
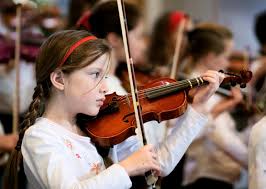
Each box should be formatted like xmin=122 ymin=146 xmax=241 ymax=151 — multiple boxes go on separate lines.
xmin=64 ymin=139 xmax=73 ymax=150
xmin=90 ymin=162 xmax=102 ymax=175
xmin=64 ymin=139 xmax=83 ymax=159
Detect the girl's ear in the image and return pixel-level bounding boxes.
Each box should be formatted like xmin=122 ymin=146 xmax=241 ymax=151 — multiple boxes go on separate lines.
xmin=50 ymin=69 xmax=65 ymax=90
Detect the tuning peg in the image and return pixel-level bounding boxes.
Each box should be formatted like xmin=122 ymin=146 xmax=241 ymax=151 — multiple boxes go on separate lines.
xmin=240 ymin=83 xmax=246 ymax=88
xmin=230 ymin=81 xmax=236 ymax=86
xmin=13 ymin=0 xmax=37 ymax=8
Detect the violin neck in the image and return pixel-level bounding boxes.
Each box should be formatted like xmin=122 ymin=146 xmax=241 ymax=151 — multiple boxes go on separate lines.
xmin=145 ymin=77 xmax=208 ymax=99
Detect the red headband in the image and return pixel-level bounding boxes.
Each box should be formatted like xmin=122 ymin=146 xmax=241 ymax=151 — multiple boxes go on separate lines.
xmin=58 ymin=36 xmax=97 ymax=67
xmin=169 ymin=11 xmax=186 ymax=32
xmin=76 ymin=10 xmax=92 ymax=30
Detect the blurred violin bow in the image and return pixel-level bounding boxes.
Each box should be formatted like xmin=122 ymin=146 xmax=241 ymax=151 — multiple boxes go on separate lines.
xmin=12 ymin=0 xmax=23 ymax=134
xmin=170 ymin=18 xmax=186 ymax=79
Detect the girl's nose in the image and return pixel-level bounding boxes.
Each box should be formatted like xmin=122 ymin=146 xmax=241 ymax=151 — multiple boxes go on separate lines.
xmin=100 ymin=78 xmax=109 ymax=94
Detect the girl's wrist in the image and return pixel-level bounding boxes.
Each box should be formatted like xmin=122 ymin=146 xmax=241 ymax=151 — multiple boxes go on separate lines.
xmin=118 ymin=161 xmax=131 ymax=176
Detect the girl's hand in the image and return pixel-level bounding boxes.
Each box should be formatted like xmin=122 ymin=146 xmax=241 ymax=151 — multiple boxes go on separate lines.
xmin=210 ymin=87 xmax=243 ymax=118
xmin=191 ymin=70 xmax=224 ymax=112
xmin=229 ymin=87 xmax=243 ymax=104
xmin=118 ymin=144 xmax=161 ymax=177
xmin=0 ymin=134 xmax=19 ymax=152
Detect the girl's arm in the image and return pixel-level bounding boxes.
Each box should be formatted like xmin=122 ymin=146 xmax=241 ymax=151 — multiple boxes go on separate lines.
xmin=22 ymin=127 xmax=132 ymax=189
xmin=207 ymin=112 xmax=248 ymax=169
xmin=156 ymin=105 xmax=207 ymax=176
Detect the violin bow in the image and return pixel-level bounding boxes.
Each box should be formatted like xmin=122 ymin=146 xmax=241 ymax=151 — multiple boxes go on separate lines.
xmin=170 ymin=18 xmax=186 ymax=79
xmin=116 ymin=0 xmax=158 ymax=186
xmin=12 ymin=0 xmax=36 ymax=133
xmin=12 ymin=1 xmax=23 ymax=134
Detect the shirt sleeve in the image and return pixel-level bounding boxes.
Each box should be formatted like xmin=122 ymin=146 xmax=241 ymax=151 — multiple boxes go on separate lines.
xmin=157 ymin=105 xmax=208 ymax=176
xmin=114 ymin=135 xmax=142 ymax=162
xmin=207 ymin=112 xmax=248 ymax=168
xmin=22 ymin=127 xmax=132 ymax=189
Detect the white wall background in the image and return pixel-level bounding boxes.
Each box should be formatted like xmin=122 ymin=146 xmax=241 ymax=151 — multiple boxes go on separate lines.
xmin=56 ymin=0 xmax=266 ymax=55
xmin=148 ymin=0 xmax=266 ymax=55
xmin=218 ymin=0 xmax=266 ymax=55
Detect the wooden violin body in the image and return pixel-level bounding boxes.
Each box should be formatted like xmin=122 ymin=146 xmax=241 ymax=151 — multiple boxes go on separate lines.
xmin=78 ymin=78 xmax=198 ymax=147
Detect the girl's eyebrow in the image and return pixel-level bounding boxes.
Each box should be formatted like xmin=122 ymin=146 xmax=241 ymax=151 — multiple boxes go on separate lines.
xmin=85 ymin=67 xmax=105 ymax=74
xmin=87 ymin=67 xmax=103 ymax=71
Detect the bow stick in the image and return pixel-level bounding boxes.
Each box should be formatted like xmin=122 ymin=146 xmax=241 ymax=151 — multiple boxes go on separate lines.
xmin=170 ymin=18 xmax=186 ymax=79
xmin=116 ymin=0 xmax=158 ymax=186
xmin=12 ymin=1 xmax=22 ymax=134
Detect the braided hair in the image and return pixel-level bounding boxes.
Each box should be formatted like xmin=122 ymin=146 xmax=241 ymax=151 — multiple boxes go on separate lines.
xmin=3 ymin=30 xmax=111 ymax=189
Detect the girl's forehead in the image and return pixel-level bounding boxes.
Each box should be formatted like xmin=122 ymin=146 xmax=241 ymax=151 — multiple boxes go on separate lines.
xmin=84 ymin=54 xmax=110 ymax=70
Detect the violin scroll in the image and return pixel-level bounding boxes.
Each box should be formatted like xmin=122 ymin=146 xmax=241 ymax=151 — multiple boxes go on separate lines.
xmin=219 ymin=70 xmax=252 ymax=88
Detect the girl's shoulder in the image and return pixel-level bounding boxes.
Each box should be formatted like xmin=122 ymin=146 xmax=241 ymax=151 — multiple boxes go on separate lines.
xmin=23 ymin=118 xmax=64 ymax=147
xmin=25 ymin=117 xmax=60 ymax=137
xmin=23 ymin=117 xmax=92 ymax=149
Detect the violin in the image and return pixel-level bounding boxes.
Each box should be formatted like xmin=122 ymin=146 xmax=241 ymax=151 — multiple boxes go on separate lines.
xmin=0 ymin=36 xmax=13 ymax=63
xmin=0 ymin=32 xmax=45 ymax=63
xmin=228 ymin=50 xmax=255 ymax=73
xmin=76 ymin=70 xmax=252 ymax=148
xmin=20 ymin=32 xmax=45 ymax=62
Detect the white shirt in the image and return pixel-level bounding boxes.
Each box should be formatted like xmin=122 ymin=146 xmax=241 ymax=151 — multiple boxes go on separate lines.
xmin=0 ymin=59 xmax=36 ymax=114
xmin=248 ymin=116 xmax=266 ymax=189
xmin=22 ymin=104 xmax=207 ymax=189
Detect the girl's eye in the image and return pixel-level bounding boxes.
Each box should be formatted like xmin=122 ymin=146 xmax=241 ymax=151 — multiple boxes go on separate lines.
xmin=91 ymin=72 xmax=100 ymax=79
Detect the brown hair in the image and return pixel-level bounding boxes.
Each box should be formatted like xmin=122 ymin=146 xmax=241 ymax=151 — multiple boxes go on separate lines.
xmin=255 ymin=10 xmax=266 ymax=47
xmin=3 ymin=30 xmax=111 ymax=189
xmin=148 ymin=12 xmax=172 ymax=67
xmin=88 ymin=0 xmax=141 ymax=38
xmin=186 ymin=23 xmax=233 ymax=62
xmin=67 ymin=0 xmax=99 ymax=28
xmin=148 ymin=11 xmax=190 ymax=69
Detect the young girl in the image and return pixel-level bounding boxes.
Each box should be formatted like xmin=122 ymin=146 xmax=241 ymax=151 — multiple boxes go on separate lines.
xmin=4 ymin=30 xmax=223 ymax=189
xmin=181 ymin=23 xmax=248 ymax=189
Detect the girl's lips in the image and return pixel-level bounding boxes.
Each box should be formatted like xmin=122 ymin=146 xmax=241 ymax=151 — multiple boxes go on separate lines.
xmin=97 ymin=101 xmax=104 ymax=106
xmin=96 ymin=98 xmax=105 ymax=106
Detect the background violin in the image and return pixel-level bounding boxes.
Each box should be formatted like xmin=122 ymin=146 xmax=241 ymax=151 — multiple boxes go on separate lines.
xmin=116 ymin=62 xmax=159 ymax=92
xmin=0 ymin=32 xmax=45 ymax=64
xmin=227 ymin=50 xmax=255 ymax=73
xmin=76 ymin=70 xmax=252 ymax=147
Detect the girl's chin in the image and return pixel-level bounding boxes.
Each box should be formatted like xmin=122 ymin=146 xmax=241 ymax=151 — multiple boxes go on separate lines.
xmin=87 ymin=109 xmax=100 ymax=116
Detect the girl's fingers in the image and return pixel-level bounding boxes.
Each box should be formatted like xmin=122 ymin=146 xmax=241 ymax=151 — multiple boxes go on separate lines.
xmin=202 ymin=76 xmax=217 ymax=84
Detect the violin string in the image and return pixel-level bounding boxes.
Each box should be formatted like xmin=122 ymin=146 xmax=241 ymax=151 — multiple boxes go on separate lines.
xmin=122 ymin=78 xmax=200 ymax=101
xmin=105 ymin=72 xmax=242 ymax=107
xmin=118 ymin=72 xmax=240 ymax=104
xmin=117 ymin=78 xmax=203 ymax=105
xmin=119 ymin=80 xmax=190 ymax=101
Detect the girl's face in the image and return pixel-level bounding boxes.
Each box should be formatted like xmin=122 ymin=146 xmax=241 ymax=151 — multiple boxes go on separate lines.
xmin=63 ymin=54 xmax=109 ymax=116
xmin=128 ymin=20 xmax=147 ymax=64
xmin=206 ymin=39 xmax=234 ymax=71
